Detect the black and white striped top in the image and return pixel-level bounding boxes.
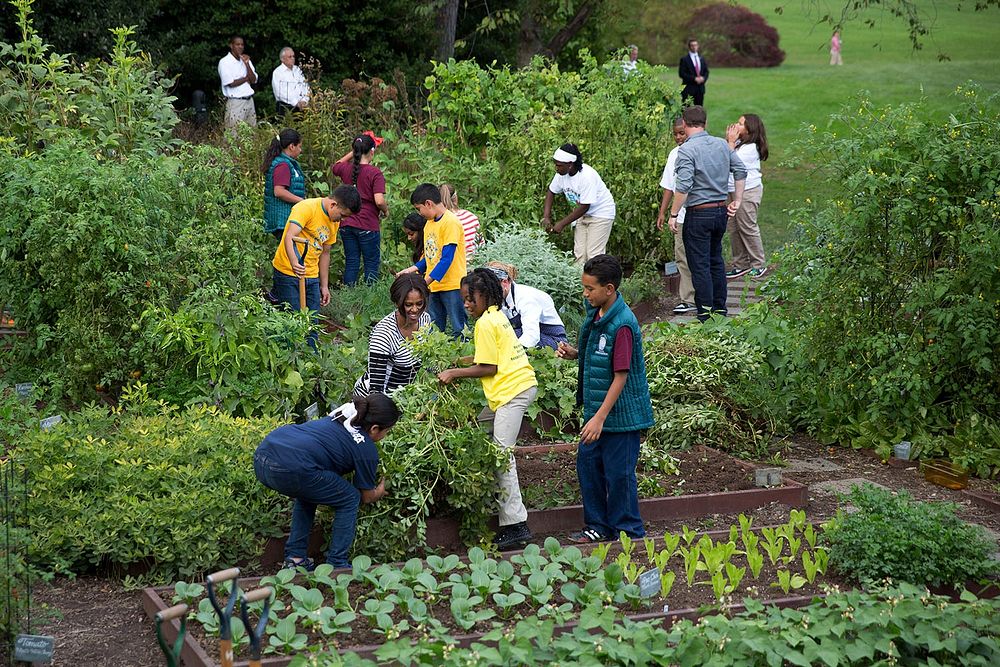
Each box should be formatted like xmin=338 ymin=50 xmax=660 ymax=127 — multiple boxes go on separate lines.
xmin=353 ymin=311 xmax=432 ymax=397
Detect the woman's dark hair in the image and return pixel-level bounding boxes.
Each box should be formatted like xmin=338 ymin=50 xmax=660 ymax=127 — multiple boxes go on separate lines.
xmin=583 ymin=254 xmax=623 ymax=289
xmin=402 ymin=211 xmax=426 ymax=263
xmin=461 ymin=268 xmax=504 ymax=310
xmin=742 ymin=113 xmax=769 ymax=162
xmin=350 ymin=392 xmax=402 ymax=432
xmin=261 ymin=128 xmax=301 ymax=173
xmin=332 ymin=184 xmax=362 ymax=214
xmin=558 ymin=143 xmax=583 ymax=172
xmin=350 ymin=134 xmax=376 ymax=186
xmin=390 ymin=273 xmax=429 ymax=319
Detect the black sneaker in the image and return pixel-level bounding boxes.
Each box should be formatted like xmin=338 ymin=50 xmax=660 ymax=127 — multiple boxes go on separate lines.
xmin=281 ymin=556 xmax=316 ymax=572
xmin=672 ymin=301 xmax=697 ymax=314
xmin=726 ymin=267 xmax=751 ymax=280
xmin=493 ymin=522 xmax=533 ymax=550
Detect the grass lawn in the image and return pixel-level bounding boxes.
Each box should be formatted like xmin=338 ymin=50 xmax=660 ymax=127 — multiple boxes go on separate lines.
xmin=689 ymin=0 xmax=1000 ymax=250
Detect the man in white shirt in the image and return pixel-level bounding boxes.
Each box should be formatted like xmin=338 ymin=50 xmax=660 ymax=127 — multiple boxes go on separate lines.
xmin=542 ymin=144 xmax=617 ymax=265
xmin=272 ymin=47 xmax=311 ymax=114
xmin=218 ymin=36 xmax=258 ymax=129
xmin=486 ymin=262 xmax=568 ymax=350
xmin=656 ymin=117 xmax=696 ymax=315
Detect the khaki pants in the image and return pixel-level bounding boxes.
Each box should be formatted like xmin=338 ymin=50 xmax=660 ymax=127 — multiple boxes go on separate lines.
xmin=478 ymin=385 xmax=537 ymax=526
xmin=830 ymin=51 xmax=843 ymax=66
xmin=727 ymin=185 xmax=766 ymax=271
xmin=673 ymin=222 xmax=695 ymax=304
xmin=225 ymin=97 xmax=257 ymax=129
xmin=573 ymin=215 xmax=615 ymax=265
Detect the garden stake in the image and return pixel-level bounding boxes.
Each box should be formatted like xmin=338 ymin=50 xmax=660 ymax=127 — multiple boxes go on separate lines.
xmin=291 ymin=235 xmax=309 ymax=313
xmin=206 ymin=566 xmax=241 ymax=667
xmin=239 ymin=587 xmax=274 ymax=667
xmin=154 ymin=603 xmax=188 ymax=667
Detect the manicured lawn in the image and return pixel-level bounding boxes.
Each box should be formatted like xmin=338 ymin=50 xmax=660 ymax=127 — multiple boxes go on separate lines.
xmin=683 ymin=0 xmax=1000 ymax=250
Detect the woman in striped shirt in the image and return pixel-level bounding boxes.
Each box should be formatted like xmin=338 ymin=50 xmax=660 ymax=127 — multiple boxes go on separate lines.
xmin=354 ymin=274 xmax=432 ymax=397
xmin=440 ymin=183 xmax=481 ymax=259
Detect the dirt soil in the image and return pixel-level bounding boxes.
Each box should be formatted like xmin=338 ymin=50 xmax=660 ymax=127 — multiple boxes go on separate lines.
xmin=19 ymin=435 xmax=1000 ymax=666
xmin=518 ymin=445 xmax=757 ymax=509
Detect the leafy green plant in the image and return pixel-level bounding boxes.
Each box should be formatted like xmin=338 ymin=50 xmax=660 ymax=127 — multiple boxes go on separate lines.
xmin=759 ymin=527 xmax=785 ymax=565
xmin=772 ymin=569 xmax=807 ymax=595
xmin=821 ymin=484 xmax=999 ymax=587
xmin=13 ymin=384 xmax=283 ymax=580
xmin=268 ymin=616 xmax=308 ymax=653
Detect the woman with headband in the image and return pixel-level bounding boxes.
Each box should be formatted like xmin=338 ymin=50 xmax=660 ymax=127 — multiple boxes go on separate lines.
xmin=542 ymin=143 xmax=617 ymax=265
xmin=484 ymin=261 xmax=567 ymax=351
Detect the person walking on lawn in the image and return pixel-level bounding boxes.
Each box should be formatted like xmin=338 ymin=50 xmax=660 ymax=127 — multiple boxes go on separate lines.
xmin=668 ymin=105 xmax=747 ymax=322
xmin=253 ymin=393 xmax=401 ymax=570
xmin=556 ymin=255 xmax=654 ymax=543
xmin=438 ymin=268 xmax=538 ymax=550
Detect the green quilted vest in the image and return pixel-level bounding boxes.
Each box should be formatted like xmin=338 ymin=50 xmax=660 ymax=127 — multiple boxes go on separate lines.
xmin=264 ymin=154 xmax=306 ymax=234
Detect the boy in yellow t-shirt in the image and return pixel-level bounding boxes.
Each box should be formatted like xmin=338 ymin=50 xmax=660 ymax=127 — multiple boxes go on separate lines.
xmin=438 ymin=268 xmax=537 ymax=550
xmin=272 ymin=186 xmax=361 ymax=346
xmin=396 ymin=182 xmax=467 ymax=337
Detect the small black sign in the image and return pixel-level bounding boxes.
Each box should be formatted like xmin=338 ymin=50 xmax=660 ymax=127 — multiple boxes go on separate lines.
xmin=15 ymin=382 xmax=33 ymax=399
xmin=638 ymin=568 xmax=660 ymax=598
xmin=14 ymin=634 xmax=55 ymax=663
xmin=305 ymin=402 xmax=319 ymax=420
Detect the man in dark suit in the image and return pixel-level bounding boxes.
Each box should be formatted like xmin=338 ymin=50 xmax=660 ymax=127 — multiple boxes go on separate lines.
xmin=678 ymin=38 xmax=708 ymax=106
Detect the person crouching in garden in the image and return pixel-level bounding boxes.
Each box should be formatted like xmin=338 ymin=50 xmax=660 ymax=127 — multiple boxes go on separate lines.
xmin=484 ymin=261 xmax=568 ymax=351
xmin=272 ymin=185 xmax=361 ymax=348
xmin=437 ymin=268 xmax=538 ymax=550
xmin=262 ymin=128 xmax=306 ymax=241
xmin=556 ymin=255 xmax=653 ymax=543
xmin=354 ymin=273 xmax=432 ymax=398
xmin=254 ymin=393 xmax=401 ymax=570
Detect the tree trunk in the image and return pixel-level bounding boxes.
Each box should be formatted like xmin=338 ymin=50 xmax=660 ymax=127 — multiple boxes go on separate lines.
xmin=434 ymin=0 xmax=460 ymax=61
xmin=516 ymin=0 xmax=598 ymax=66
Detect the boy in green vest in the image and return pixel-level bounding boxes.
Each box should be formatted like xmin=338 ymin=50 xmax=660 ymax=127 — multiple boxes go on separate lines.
xmin=556 ymin=254 xmax=654 ymax=542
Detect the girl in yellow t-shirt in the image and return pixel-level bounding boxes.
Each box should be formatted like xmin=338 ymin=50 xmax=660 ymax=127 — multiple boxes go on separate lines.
xmin=438 ymin=268 xmax=538 ymax=550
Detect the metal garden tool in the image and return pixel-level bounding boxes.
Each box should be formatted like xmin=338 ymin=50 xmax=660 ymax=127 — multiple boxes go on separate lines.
xmin=239 ymin=587 xmax=275 ymax=667
xmin=206 ymin=567 xmax=241 ymax=667
xmin=291 ymin=235 xmax=310 ymax=313
xmin=154 ymin=602 xmax=189 ymax=667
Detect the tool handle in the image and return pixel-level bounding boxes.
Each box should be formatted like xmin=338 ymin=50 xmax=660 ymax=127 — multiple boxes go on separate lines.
xmin=243 ymin=587 xmax=273 ymax=604
xmin=156 ymin=603 xmax=189 ymax=622
xmin=207 ymin=567 xmax=241 ymax=584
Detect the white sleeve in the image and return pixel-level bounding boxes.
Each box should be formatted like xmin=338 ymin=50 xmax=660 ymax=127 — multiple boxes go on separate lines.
xmin=548 ymin=173 xmax=562 ymax=194
xmin=271 ymin=67 xmax=282 ymax=101
xmin=659 ymin=149 xmax=678 ymax=191
xmin=517 ymin=296 xmax=543 ymax=348
xmin=575 ymin=169 xmax=599 ymax=205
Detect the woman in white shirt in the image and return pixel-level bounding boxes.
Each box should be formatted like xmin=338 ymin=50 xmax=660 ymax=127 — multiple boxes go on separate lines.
xmin=542 ymin=143 xmax=616 ymax=265
xmin=485 ymin=262 xmax=567 ymax=350
xmin=725 ymin=114 xmax=769 ymax=280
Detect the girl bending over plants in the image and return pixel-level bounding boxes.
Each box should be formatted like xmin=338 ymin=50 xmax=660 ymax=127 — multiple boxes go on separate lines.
xmin=437 ymin=268 xmax=538 ymax=550
xmin=253 ymin=392 xmax=401 ymax=570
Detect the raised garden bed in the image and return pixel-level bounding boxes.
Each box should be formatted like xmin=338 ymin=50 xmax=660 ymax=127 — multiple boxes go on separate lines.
xmin=144 ymin=513 xmax=839 ymax=666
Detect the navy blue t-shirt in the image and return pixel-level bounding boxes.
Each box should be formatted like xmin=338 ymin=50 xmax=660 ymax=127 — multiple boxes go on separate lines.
xmin=256 ymin=417 xmax=380 ymax=490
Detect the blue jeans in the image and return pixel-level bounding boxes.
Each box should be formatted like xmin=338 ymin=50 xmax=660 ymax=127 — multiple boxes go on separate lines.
xmin=576 ymin=430 xmax=645 ymax=539
xmin=272 ymin=269 xmax=320 ymax=349
xmin=428 ymin=289 xmax=467 ymax=338
xmin=254 ymin=451 xmax=361 ymax=568
xmin=682 ymin=207 xmax=729 ymax=322
xmin=340 ymin=226 xmax=381 ymax=286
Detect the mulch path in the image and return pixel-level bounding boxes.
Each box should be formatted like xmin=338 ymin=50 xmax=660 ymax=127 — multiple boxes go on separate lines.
xmin=16 ymin=435 xmax=1000 ymax=666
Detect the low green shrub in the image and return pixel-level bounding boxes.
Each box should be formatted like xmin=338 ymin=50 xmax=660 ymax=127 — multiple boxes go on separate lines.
xmin=643 ymin=320 xmax=784 ymax=458
xmin=141 ymin=291 xmax=367 ymax=419
xmin=13 ymin=384 xmax=283 ymax=580
xmin=822 ymin=485 xmax=999 ymax=587
xmin=292 ymin=582 xmax=1000 ymax=665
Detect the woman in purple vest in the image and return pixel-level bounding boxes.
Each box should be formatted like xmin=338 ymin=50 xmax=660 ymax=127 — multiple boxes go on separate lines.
xmin=332 ymin=134 xmax=389 ymax=285
xmin=262 ymin=128 xmax=306 ymax=240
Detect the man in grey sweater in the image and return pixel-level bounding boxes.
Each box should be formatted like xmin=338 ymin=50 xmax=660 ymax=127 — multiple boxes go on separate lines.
xmin=668 ymin=106 xmax=747 ymax=321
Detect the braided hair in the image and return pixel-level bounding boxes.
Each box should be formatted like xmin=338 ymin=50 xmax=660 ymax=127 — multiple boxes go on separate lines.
xmin=351 ymin=134 xmax=376 ymax=186
xmin=461 ymin=268 xmax=504 ymax=311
